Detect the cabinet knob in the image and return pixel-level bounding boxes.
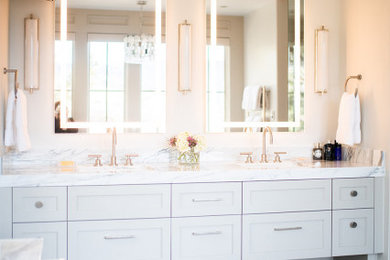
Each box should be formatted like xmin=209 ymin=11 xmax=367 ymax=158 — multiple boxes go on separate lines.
xmin=350 ymin=221 xmax=358 ymax=228
xmin=350 ymin=190 xmax=358 ymax=197
xmin=35 ymin=201 xmax=43 ymax=209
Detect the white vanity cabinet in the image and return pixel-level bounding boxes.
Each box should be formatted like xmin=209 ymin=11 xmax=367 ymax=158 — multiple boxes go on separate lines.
xmin=11 ymin=187 xmax=68 ymax=260
xmin=13 ymin=222 xmax=67 ymax=259
xmin=0 ymin=188 xmax=12 ymax=239
xmin=6 ymin=176 xmax=384 ymax=260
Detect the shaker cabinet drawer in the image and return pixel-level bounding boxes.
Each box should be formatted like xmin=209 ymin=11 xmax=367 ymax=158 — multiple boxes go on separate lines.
xmin=68 ymin=219 xmax=170 ymax=260
xmin=13 ymin=187 xmax=67 ymax=222
xmin=243 ymin=211 xmax=331 ymax=260
xmin=172 ymin=182 xmax=241 ymax=217
xmin=332 ymin=209 xmax=374 ymax=256
xmin=13 ymin=222 xmax=67 ymax=260
xmin=172 ymin=215 xmax=241 ymax=260
xmin=333 ymin=178 xmax=374 ymax=209
xmin=243 ymin=180 xmax=331 ymax=213
xmin=68 ymin=184 xmax=170 ymax=220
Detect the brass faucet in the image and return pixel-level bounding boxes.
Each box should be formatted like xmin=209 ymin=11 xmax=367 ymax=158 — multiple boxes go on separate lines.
xmin=260 ymin=126 xmax=273 ymax=163
xmin=109 ymin=127 xmax=118 ymax=166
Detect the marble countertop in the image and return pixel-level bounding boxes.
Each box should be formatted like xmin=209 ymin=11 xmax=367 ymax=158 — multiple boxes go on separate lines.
xmin=0 ymin=159 xmax=385 ymax=187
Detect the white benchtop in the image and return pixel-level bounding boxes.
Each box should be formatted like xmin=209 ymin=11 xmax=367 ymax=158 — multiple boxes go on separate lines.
xmin=0 ymin=159 xmax=385 ymax=187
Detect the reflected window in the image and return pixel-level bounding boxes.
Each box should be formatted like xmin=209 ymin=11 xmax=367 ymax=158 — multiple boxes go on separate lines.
xmin=206 ymin=45 xmax=229 ymax=133
xmin=54 ymin=38 xmax=73 ymax=117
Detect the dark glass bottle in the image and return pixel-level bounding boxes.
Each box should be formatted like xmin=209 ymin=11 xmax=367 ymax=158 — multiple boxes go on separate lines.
xmin=323 ymin=141 xmax=334 ymax=161
xmin=334 ymin=141 xmax=342 ymax=161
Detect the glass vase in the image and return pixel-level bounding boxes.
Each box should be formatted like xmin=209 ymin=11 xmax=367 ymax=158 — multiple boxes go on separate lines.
xmin=178 ymin=149 xmax=200 ymax=166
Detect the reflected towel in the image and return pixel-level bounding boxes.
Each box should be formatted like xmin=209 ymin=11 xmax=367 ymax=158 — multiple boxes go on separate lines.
xmin=336 ymin=92 xmax=361 ymax=146
xmin=4 ymin=90 xmax=31 ymax=152
xmin=242 ymin=86 xmax=261 ymax=110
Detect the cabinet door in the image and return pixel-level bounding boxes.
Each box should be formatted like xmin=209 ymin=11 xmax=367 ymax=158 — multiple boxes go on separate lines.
xmin=68 ymin=219 xmax=170 ymax=260
xmin=172 ymin=182 xmax=241 ymax=217
xmin=332 ymin=209 xmax=374 ymax=256
xmin=13 ymin=187 xmax=67 ymax=222
xmin=68 ymin=185 xmax=170 ymax=220
xmin=13 ymin=222 xmax=67 ymax=260
xmin=244 ymin=180 xmax=331 ymax=213
xmin=0 ymin=188 xmax=12 ymax=238
xmin=243 ymin=211 xmax=331 ymax=259
xmin=172 ymin=215 xmax=241 ymax=260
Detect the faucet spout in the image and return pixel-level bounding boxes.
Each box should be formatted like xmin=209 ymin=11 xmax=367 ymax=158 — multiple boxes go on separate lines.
xmin=260 ymin=126 xmax=273 ymax=163
xmin=110 ymin=127 xmax=118 ymax=166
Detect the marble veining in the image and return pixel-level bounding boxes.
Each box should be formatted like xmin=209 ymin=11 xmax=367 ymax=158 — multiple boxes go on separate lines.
xmin=0 ymin=159 xmax=384 ymax=188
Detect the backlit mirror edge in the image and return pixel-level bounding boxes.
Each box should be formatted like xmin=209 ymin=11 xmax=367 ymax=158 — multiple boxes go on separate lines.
xmin=206 ymin=0 xmax=304 ymax=132
xmin=58 ymin=0 xmax=165 ymax=131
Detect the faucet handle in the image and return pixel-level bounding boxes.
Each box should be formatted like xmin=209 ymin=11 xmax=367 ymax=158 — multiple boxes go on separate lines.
xmin=240 ymin=152 xmax=254 ymax=163
xmin=88 ymin=154 xmax=103 ymax=167
xmin=273 ymin=152 xmax=287 ymax=163
xmin=124 ymin=154 xmax=139 ymax=166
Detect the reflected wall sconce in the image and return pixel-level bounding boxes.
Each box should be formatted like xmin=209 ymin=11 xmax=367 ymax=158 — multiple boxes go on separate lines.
xmin=178 ymin=20 xmax=191 ymax=93
xmin=314 ymin=25 xmax=329 ymax=95
xmin=24 ymin=14 xmax=39 ymax=93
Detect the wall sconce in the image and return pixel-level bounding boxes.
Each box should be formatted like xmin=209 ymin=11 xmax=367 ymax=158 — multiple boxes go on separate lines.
xmin=314 ymin=25 xmax=329 ymax=95
xmin=178 ymin=20 xmax=191 ymax=93
xmin=24 ymin=14 xmax=39 ymax=93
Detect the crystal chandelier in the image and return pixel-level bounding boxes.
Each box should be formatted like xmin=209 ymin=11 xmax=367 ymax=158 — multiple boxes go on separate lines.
xmin=124 ymin=1 xmax=155 ymax=64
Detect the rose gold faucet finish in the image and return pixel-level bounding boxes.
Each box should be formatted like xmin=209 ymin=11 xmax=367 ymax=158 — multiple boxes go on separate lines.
xmin=109 ymin=127 xmax=118 ymax=166
xmin=260 ymin=126 xmax=273 ymax=163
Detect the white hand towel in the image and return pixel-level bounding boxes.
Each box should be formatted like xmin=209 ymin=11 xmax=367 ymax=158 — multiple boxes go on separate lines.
xmin=336 ymin=92 xmax=361 ymax=146
xmin=242 ymin=86 xmax=261 ymax=110
xmin=353 ymin=94 xmax=361 ymax=144
xmin=4 ymin=90 xmax=31 ymax=152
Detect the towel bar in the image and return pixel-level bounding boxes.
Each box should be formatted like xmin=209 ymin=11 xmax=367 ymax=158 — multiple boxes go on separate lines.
xmin=344 ymin=74 xmax=362 ymax=97
xmin=3 ymin=68 xmax=19 ymax=99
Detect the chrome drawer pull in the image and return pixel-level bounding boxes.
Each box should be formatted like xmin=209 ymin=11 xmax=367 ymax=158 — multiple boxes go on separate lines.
xmin=104 ymin=235 xmax=136 ymax=240
xmin=274 ymin=227 xmax=303 ymax=232
xmin=350 ymin=190 xmax=358 ymax=197
xmin=350 ymin=222 xmax=358 ymax=228
xmin=192 ymin=231 xmax=222 ymax=236
xmin=192 ymin=198 xmax=223 ymax=203
xmin=34 ymin=201 xmax=44 ymax=209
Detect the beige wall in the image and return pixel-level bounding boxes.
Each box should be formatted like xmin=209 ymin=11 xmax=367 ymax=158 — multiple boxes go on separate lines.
xmin=342 ymin=0 xmax=390 ymax=258
xmin=0 ymin=0 xmax=9 ymax=154
xmin=7 ymin=0 xmax=344 ymax=151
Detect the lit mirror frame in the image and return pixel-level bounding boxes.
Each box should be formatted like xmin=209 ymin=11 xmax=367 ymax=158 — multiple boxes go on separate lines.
xmin=207 ymin=0 xmax=303 ymax=130
xmin=58 ymin=0 xmax=164 ymax=130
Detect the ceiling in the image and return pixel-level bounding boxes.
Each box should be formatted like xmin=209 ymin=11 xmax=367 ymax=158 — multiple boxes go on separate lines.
xmin=64 ymin=0 xmax=166 ymax=12
xmin=206 ymin=0 xmax=273 ymax=16
xmin=60 ymin=0 xmax=271 ymax=15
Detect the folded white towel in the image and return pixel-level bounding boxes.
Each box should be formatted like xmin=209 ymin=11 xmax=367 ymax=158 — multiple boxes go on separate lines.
xmin=242 ymin=86 xmax=261 ymax=111
xmin=4 ymin=90 xmax=31 ymax=152
xmin=336 ymin=92 xmax=361 ymax=146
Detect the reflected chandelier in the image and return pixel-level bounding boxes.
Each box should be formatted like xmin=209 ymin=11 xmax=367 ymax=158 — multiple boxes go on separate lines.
xmin=124 ymin=1 xmax=155 ymax=64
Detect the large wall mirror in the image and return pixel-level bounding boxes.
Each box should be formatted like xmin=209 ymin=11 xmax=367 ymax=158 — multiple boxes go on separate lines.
xmin=206 ymin=0 xmax=304 ymax=133
xmin=55 ymin=0 xmax=166 ymax=134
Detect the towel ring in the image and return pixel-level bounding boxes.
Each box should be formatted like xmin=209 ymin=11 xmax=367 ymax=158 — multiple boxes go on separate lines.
xmin=344 ymin=74 xmax=362 ymax=96
xmin=3 ymin=68 xmax=19 ymax=99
